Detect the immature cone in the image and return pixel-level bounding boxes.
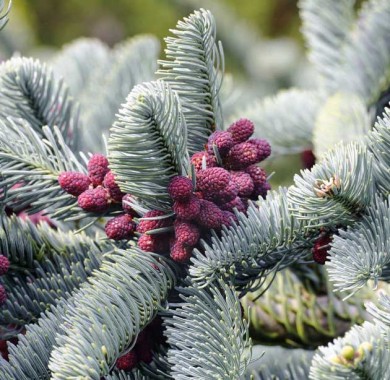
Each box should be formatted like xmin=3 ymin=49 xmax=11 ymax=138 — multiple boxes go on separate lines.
xmin=77 ymin=187 xmax=109 ymax=212
xmin=312 ymin=233 xmax=333 ymax=265
xmin=0 ymin=284 xmax=7 ymax=305
xmin=207 ymin=130 xmax=234 ymax=156
xmin=245 ymin=165 xmax=267 ymax=186
xmin=136 ymin=210 xmax=172 ymax=233
xmin=197 ymin=167 xmax=230 ymax=193
xmin=174 ymin=220 xmax=200 ymax=247
xmin=170 ymin=241 xmax=192 ymax=263
xmin=137 ymin=233 xmax=170 ymax=253
xmin=87 ymin=154 xmax=109 ymax=186
xmin=0 ymin=255 xmax=10 ymax=276
xmin=173 ymin=195 xmax=201 ymax=221
xmin=248 ymin=138 xmax=271 ymax=161
xmin=221 ymin=211 xmax=238 ymax=227
xmin=227 ymin=118 xmax=254 ymax=144
xmin=196 ymin=200 xmax=224 ymax=229
xmin=230 ymin=172 xmax=254 ymax=197
xmin=105 ymin=214 xmax=135 ymax=240
xmin=103 ymin=171 xmax=125 ymax=202
xmin=58 ymin=171 xmax=91 ymax=196
xmin=225 ymin=142 xmax=259 ymax=170
xmin=207 ymin=181 xmax=238 ymax=204
xmin=220 ymin=196 xmax=246 ymax=214
xmin=116 ymin=351 xmax=139 ymax=371
xmin=190 ymin=152 xmax=217 ymax=172
xmin=168 ymin=176 xmax=193 ymax=202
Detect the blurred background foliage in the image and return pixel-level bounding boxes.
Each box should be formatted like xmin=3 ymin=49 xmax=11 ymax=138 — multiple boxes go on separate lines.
xmin=2 ymin=0 xmax=309 ymax=187
xmin=8 ymin=0 xmax=302 ymax=66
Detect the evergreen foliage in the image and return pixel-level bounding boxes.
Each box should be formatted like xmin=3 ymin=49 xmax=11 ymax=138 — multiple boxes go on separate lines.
xmin=108 ymin=80 xmax=188 ymax=212
xmin=0 ymin=119 xmax=83 ymax=216
xmin=0 ymin=57 xmax=79 ymax=148
xmin=0 ymin=2 xmax=389 ymax=379
xmin=166 ymin=281 xmax=251 ymax=379
xmin=157 ymin=8 xmax=224 ymax=155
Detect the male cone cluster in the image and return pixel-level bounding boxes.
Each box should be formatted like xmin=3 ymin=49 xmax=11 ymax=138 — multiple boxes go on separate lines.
xmin=137 ymin=118 xmax=272 ymax=263
xmin=58 ymin=154 xmax=137 ymax=241
xmin=57 ymin=119 xmax=271 ymax=263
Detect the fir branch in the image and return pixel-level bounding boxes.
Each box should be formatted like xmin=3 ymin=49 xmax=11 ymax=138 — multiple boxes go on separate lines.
xmin=368 ymin=106 xmax=390 ymax=196
xmin=0 ymin=301 xmax=70 ymax=380
xmin=0 ymin=118 xmax=84 ymax=217
xmin=50 ymin=38 xmax=110 ymax=100
xmin=0 ymin=249 xmax=174 ymax=380
xmin=236 ymin=89 xmax=323 ymax=155
xmin=165 ymin=280 xmax=251 ymax=379
xmin=157 ymin=8 xmax=224 ymax=155
xmin=0 ymin=214 xmax=41 ymax=269
xmin=327 ymin=195 xmax=390 ymax=295
xmin=244 ymin=345 xmax=313 ymax=380
xmin=336 ymin=0 xmax=390 ymax=104
xmin=288 ymin=142 xmax=374 ymax=228
xmin=366 ymin=292 xmax=390 ymax=331
xmin=0 ymin=214 xmax=111 ymax=325
xmin=299 ymin=0 xmax=355 ymax=87
xmin=80 ymin=35 xmax=160 ymax=153
xmin=190 ymin=188 xmax=312 ymax=292
xmin=313 ymin=92 xmax=371 ymax=160
xmin=0 ymin=57 xmax=79 ymax=148
xmin=48 ymin=248 xmax=177 ymax=379
xmin=108 ymin=80 xmax=189 ymax=212
xmin=309 ymin=321 xmax=390 ymax=380
xmin=0 ymin=0 xmax=11 ymax=30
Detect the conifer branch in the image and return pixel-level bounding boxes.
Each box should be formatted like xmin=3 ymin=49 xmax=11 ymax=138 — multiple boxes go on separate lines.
xmin=327 ymin=195 xmax=390 ymax=295
xmin=0 ymin=57 xmax=79 ymax=148
xmin=299 ymin=0 xmax=355 ymax=87
xmin=190 ymin=188 xmax=313 ymax=292
xmin=0 ymin=301 xmax=70 ymax=380
xmin=336 ymin=0 xmax=390 ymax=104
xmin=80 ymin=35 xmax=160 ymax=153
xmin=369 ymin=106 xmax=390 ymax=196
xmin=288 ymin=142 xmax=374 ymax=228
xmin=0 ymin=119 xmax=84 ymax=217
xmin=165 ymin=280 xmax=251 ymax=379
xmin=108 ymin=80 xmax=189 ymax=212
xmin=236 ymin=89 xmax=323 ymax=155
xmin=157 ymin=8 xmax=224 ymax=155
xmin=48 ymin=248 xmax=177 ymax=379
xmin=313 ymin=93 xmax=370 ymax=159
xmin=0 ymin=249 xmax=175 ymax=380
xmin=50 ymin=38 xmax=110 ymax=100
xmin=366 ymin=292 xmax=390 ymax=331
xmin=0 ymin=215 xmax=111 ymax=325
